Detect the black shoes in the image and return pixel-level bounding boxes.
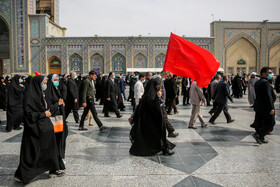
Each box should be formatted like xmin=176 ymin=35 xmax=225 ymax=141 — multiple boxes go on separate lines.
xmin=120 ymin=109 xmax=125 ymax=111
xmin=227 ymin=119 xmax=235 ymax=123
xmin=162 ymin=149 xmax=175 ymax=156
xmin=174 ymin=111 xmax=179 ymax=114
xmin=260 ymin=138 xmax=269 ymax=144
xmin=252 ymin=133 xmax=262 ymax=144
xmin=104 ymin=115 xmax=111 ymax=117
xmin=168 ymin=132 xmax=179 ymax=138
xmin=13 ymin=126 xmax=22 ymax=130
xmin=209 ymin=120 xmax=215 ymax=125
xmin=100 ymin=126 xmax=109 ymax=131
xmin=117 ymin=115 xmax=123 ymax=118
xmin=78 ymin=127 xmax=88 ymax=131
xmin=49 ymin=170 xmax=65 ymax=178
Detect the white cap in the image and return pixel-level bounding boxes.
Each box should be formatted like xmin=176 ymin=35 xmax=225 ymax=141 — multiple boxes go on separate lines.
xmin=251 ymin=72 xmax=257 ymax=75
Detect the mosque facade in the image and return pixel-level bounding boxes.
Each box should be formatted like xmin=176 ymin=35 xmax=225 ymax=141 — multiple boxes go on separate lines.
xmin=0 ymin=0 xmax=280 ymax=76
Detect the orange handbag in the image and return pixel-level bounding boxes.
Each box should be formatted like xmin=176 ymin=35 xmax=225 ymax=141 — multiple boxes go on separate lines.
xmin=50 ymin=115 xmax=64 ymax=133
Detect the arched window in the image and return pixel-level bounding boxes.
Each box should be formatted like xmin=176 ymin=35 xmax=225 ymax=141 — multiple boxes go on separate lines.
xmin=69 ymin=53 xmax=83 ymax=74
xmin=155 ymin=53 xmax=166 ymax=68
xmin=90 ymin=53 xmax=104 ymax=74
xmin=112 ymin=53 xmax=126 ymax=74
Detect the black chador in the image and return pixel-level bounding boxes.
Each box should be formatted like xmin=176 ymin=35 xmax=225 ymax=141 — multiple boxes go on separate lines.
xmin=129 ymin=79 xmax=175 ymax=156
xmin=6 ymin=74 xmax=24 ymax=132
xmin=232 ymin=75 xmax=243 ymax=98
xmin=0 ymin=77 xmax=7 ymax=111
xmin=14 ymin=75 xmax=65 ymax=184
xmin=45 ymin=74 xmax=68 ymax=159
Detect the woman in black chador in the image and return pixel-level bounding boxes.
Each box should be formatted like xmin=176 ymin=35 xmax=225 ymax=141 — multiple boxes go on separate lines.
xmin=45 ymin=74 xmax=68 ymax=161
xmin=14 ymin=75 xmax=65 ymax=184
xmin=129 ymin=78 xmax=175 ymax=156
xmin=232 ymin=74 xmax=243 ymax=98
xmin=0 ymin=77 xmax=7 ymax=111
xmin=6 ymin=74 xmax=24 ymax=132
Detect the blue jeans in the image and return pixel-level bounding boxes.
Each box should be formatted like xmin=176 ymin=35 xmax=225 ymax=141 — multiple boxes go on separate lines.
xmin=122 ymin=91 xmax=126 ymax=100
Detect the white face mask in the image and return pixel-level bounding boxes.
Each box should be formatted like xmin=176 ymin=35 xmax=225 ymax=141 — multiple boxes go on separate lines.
xmin=41 ymin=84 xmax=47 ymax=91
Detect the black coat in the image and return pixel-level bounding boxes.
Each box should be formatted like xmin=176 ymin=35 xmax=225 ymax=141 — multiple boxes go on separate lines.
xmin=105 ymin=78 xmax=118 ymax=105
xmin=66 ymin=78 xmax=79 ymax=109
xmin=181 ymin=77 xmax=190 ymax=94
xmin=254 ymin=77 xmax=274 ymax=113
xmin=213 ymin=81 xmax=233 ymax=105
xmin=15 ymin=75 xmax=64 ymax=184
xmin=59 ymin=77 xmax=68 ymax=102
xmin=165 ymin=78 xmax=177 ymax=100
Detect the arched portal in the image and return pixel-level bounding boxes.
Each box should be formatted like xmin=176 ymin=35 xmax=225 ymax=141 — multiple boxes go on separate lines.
xmin=225 ymin=37 xmax=257 ymax=75
xmin=133 ymin=53 xmax=147 ymax=68
xmin=112 ymin=53 xmax=126 ymax=74
xmin=69 ymin=53 xmax=83 ymax=74
xmin=0 ymin=17 xmax=10 ymax=75
xmin=269 ymin=40 xmax=280 ymax=74
xmin=48 ymin=56 xmax=62 ymax=75
xmin=90 ymin=53 xmax=104 ymax=74
xmin=155 ymin=53 xmax=165 ymax=68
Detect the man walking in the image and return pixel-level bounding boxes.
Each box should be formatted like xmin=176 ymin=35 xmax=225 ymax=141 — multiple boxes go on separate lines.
xmin=134 ymin=74 xmax=145 ymax=110
xmin=209 ymin=75 xmax=235 ymax=124
xmin=120 ymin=74 xmax=126 ymax=100
xmin=252 ymin=67 xmax=275 ymax=144
xmin=79 ymin=70 xmax=108 ymax=131
xmin=65 ymin=71 xmax=79 ymax=123
xmin=181 ymin=77 xmax=191 ymax=105
xmin=104 ymin=72 xmax=122 ymax=118
xmin=209 ymin=75 xmax=221 ymax=115
xmin=188 ymin=80 xmax=208 ymax=129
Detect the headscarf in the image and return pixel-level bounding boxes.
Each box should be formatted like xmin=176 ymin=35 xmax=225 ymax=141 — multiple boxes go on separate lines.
xmin=52 ymin=74 xmax=58 ymax=82
xmin=8 ymin=74 xmax=24 ymax=107
xmin=45 ymin=74 xmax=60 ymax=110
xmin=24 ymin=75 xmax=47 ymax=114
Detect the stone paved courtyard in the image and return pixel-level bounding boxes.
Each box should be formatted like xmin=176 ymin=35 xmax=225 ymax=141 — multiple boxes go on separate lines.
xmin=0 ymin=95 xmax=280 ymax=187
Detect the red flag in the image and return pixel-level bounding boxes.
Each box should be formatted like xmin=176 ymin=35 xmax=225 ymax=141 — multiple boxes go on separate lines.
xmin=35 ymin=71 xmax=42 ymax=75
xmin=163 ymin=33 xmax=220 ymax=88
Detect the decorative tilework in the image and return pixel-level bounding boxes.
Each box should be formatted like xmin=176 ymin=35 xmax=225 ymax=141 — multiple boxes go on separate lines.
xmin=69 ymin=53 xmax=83 ymax=74
xmin=224 ymin=32 xmax=261 ymax=73
xmin=31 ymin=46 xmax=40 ymax=73
xmin=112 ymin=53 xmax=126 ymax=74
xmin=28 ymin=0 xmax=36 ymax=14
xmin=133 ymin=53 xmax=147 ymax=68
xmin=225 ymin=29 xmax=261 ymax=46
xmin=31 ymin=18 xmax=39 ymax=38
xmin=155 ymin=53 xmax=166 ymax=68
xmin=47 ymin=51 xmax=62 ymax=61
xmin=90 ymin=53 xmax=104 ymax=73
xmin=268 ymin=30 xmax=280 ymax=45
xmin=0 ymin=0 xmax=11 ymax=26
xmin=16 ymin=0 xmax=24 ymax=68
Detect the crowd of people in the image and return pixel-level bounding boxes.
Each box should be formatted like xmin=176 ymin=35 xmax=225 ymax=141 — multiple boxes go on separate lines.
xmin=0 ymin=66 xmax=278 ymax=184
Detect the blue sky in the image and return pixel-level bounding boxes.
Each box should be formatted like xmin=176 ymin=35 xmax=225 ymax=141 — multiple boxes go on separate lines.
xmin=60 ymin=0 xmax=280 ymax=37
